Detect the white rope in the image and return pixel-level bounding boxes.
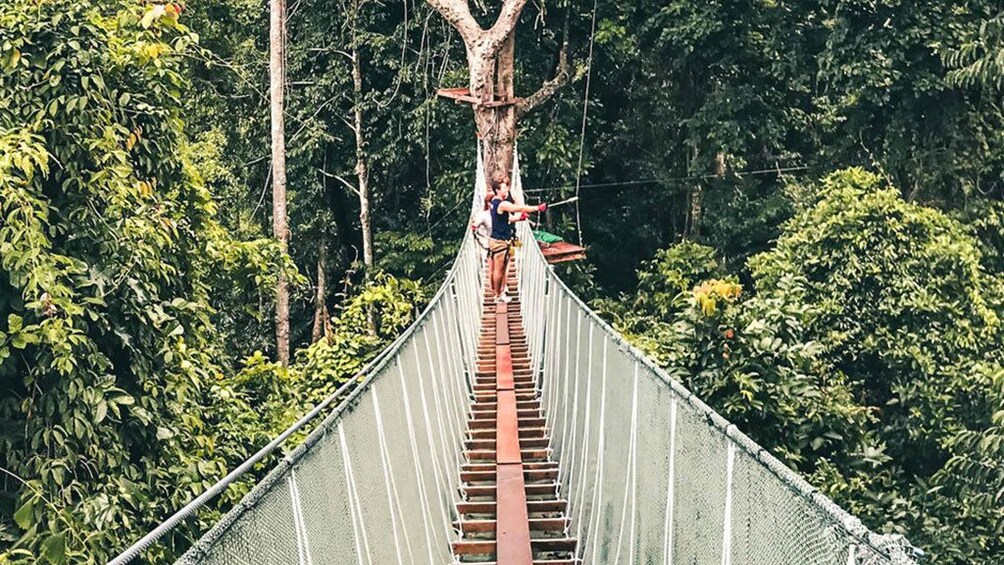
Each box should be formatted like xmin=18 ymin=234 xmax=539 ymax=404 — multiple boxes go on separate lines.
xmin=449 ymin=277 xmax=473 ymax=395
xmin=444 ymin=294 xmax=470 ymax=436
xmin=436 ymin=307 xmax=468 ymax=450
xmin=422 ymin=328 xmax=462 ymax=511
xmin=397 ymin=358 xmax=438 ymax=563
xmin=287 ymin=474 xmax=308 ymax=565
xmin=628 ymin=362 xmax=640 ymax=564
xmin=663 ymin=399 xmax=678 ymax=565
xmin=536 ymin=267 xmax=549 ymax=379
xmin=572 ymin=0 xmax=599 ymax=247
xmin=721 ymin=442 xmax=736 ymax=565
xmin=613 ymin=362 xmax=640 ymax=565
xmin=415 ymin=330 xmax=460 ymax=551
xmin=294 ymin=471 xmax=315 ymax=565
xmin=371 ymin=389 xmax=409 ymax=565
xmin=584 ymin=337 xmax=608 ymax=561
xmin=558 ymin=295 xmax=574 ymax=459
xmin=546 ymin=291 xmax=562 ymax=433
xmin=561 ymin=311 xmax=583 ymax=494
xmin=572 ymin=322 xmax=595 ymax=539
xmin=430 ymin=310 xmax=461 ymax=447
xmin=530 ymin=265 xmax=543 ymax=380
xmin=338 ymin=423 xmax=371 ymax=565
xmin=546 ymin=295 xmax=566 ymax=444
xmin=426 ymin=317 xmax=464 ymax=493
xmin=455 ymin=276 xmax=475 ymax=394
xmin=847 ymin=545 xmax=857 ymax=565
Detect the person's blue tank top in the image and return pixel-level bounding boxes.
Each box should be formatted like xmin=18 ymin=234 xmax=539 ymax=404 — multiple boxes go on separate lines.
xmin=490 ymin=197 xmax=514 ymax=240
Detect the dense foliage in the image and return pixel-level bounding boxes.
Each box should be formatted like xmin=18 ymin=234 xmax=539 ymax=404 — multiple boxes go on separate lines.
xmin=0 ymin=1 xmax=422 ymax=563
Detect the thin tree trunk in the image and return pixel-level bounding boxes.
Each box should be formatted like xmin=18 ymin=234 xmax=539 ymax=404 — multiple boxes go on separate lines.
xmin=311 ymin=244 xmax=328 ymax=343
xmin=269 ymin=0 xmax=290 ymax=365
xmin=352 ymin=42 xmax=373 ymax=271
xmin=349 ymin=9 xmax=377 ymax=336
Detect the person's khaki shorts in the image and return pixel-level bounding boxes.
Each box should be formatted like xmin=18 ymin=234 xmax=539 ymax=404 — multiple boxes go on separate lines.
xmin=488 ymin=238 xmax=510 ymax=258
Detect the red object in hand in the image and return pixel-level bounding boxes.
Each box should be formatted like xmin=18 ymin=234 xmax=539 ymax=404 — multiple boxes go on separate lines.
xmin=519 ymin=212 xmax=529 ymax=221
xmin=537 ymin=203 xmax=548 ymax=212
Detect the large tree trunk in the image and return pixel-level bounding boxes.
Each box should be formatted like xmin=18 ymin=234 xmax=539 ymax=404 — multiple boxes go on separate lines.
xmin=473 ymin=32 xmax=517 ymax=185
xmin=427 ymin=0 xmax=570 ymax=185
xmin=269 ymin=0 xmax=290 ymax=365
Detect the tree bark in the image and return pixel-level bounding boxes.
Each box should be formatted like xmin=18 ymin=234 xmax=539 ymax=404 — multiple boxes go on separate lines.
xmin=269 ymin=0 xmax=290 ymax=366
xmin=351 ymin=39 xmax=373 ymax=271
xmin=311 ymin=244 xmax=329 ymax=343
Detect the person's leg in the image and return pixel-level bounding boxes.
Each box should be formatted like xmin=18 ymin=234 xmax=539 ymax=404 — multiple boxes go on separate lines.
xmin=491 ymin=251 xmax=505 ymax=299
xmin=499 ymin=247 xmax=512 ymax=302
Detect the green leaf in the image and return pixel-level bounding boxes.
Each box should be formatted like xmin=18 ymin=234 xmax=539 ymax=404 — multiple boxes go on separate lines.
xmin=95 ymin=400 xmax=108 ymax=423
xmin=8 ymin=314 xmax=23 ymax=333
xmin=41 ymin=532 xmax=66 ymax=565
xmin=112 ymin=395 xmax=135 ymax=406
xmin=13 ymin=499 xmax=34 ymax=530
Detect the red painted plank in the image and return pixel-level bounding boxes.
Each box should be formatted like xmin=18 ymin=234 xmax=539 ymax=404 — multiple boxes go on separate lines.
xmin=495 ymin=302 xmax=508 ymax=315
xmin=496 ymin=345 xmax=514 ymax=390
xmin=496 ymin=390 xmax=521 ymax=464
xmin=496 ymin=463 xmax=533 ymax=565
xmin=496 ymin=312 xmax=510 ymax=345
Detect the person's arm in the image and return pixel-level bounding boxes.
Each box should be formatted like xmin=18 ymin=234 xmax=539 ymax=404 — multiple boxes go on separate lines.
xmin=498 ymin=201 xmax=547 ymax=214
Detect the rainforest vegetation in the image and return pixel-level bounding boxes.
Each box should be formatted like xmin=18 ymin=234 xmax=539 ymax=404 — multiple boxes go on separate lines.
xmin=1 ymin=0 xmax=1003 ymax=563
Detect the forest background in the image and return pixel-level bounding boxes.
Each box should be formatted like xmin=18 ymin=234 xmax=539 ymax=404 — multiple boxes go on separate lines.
xmin=1 ymin=0 xmax=1004 ymax=563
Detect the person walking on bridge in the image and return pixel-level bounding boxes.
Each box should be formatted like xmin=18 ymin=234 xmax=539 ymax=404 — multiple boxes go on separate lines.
xmin=488 ymin=174 xmax=546 ymax=303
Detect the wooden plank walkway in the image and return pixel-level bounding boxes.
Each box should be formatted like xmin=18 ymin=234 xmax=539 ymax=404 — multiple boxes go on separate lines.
xmin=451 ymin=264 xmax=578 ymax=564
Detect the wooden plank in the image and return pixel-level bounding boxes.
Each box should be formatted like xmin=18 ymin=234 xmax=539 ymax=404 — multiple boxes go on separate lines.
xmin=496 ymin=463 xmax=533 ymax=565
xmin=539 ymin=241 xmax=587 ymax=264
xmin=436 ymin=87 xmax=521 ymax=108
xmin=496 ymin=345 xmax=514 ymax=390
xmin=496 ymin=312 xmax=510 ymax=345
xmin=496 ymin=390 xmax=521 ymax=464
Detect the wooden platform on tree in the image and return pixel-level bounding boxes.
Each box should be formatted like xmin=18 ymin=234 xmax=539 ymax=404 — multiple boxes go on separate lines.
xmin=437 ymin=87 xmax=521 ymax=108
xmin=538 ymin=241 xmax=586 ymax=264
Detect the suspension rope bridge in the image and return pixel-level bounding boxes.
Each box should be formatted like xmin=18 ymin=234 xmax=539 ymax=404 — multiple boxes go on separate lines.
xmin=110 ymin=151 xmax=920 ymax=565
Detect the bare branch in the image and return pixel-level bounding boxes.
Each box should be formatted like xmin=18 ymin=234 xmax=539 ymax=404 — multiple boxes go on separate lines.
xmin=318 ymin=167 xmax=362 ymax=197
xmin=517 ymin=21 xmax=570 ymax=118
xmin=425 ymin=0 xmax=481 ymax=45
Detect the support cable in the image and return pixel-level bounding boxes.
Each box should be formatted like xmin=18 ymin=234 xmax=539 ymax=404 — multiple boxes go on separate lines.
xmin=572 ymin=0 xmax=600 ymax=246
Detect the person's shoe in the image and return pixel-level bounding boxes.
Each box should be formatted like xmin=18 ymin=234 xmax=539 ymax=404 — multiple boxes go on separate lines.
xmin=500 ymin=294 xmax=512 ymax=303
